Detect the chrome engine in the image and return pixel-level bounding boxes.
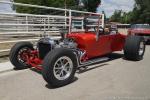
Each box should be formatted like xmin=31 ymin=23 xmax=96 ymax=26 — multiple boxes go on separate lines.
xmin=57 ymin=38 xmax=77 ymax=48
xmin=37 ymin=37 xmax=77 ymax=59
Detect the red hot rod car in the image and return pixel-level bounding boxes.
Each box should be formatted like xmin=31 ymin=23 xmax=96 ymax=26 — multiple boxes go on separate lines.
xmin=9 ymin=14 xmax=146 ymax=87
xmin=128 ymin=24 xmax=150 ymax=42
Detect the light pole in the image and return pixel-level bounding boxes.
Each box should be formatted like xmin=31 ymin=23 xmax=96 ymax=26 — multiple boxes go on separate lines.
xmin=64 ymin=0 xmax=66 ymax=9
xmin=64 ymin=0 xmax=67 ymax=28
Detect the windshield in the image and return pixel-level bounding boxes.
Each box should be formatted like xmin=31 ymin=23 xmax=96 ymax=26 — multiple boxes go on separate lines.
xmin=71 ymin=14 xmax=103 ymax=33
xmin=83 ymin=15 xmax=102 ymax=33
xmin=131 ymin=24 xmax=150 ymax=29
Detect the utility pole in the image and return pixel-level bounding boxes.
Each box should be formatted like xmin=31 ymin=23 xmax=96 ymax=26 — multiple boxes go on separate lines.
xmin=64 ymin=0 xmax=67 ymax=29
xmin=64 ymin=0 xmax=66 ymax=9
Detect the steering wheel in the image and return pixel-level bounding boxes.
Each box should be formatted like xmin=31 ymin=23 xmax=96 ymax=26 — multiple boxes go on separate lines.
xmin=99 ymin=27 xmax=104 ymax=34
xmin=94 ymin=27 xmax=104 ymax=36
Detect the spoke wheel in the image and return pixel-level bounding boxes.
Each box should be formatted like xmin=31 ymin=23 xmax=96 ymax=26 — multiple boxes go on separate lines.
xmin=17 ymin=47 xmax=31 ymax=66
xmin=9 ymin=42 xmax=34 ymax=69
xmin=42 ymin=48 xmax=77 ymax=87
xmin=53 ymin=56 xmax=73 ymax=80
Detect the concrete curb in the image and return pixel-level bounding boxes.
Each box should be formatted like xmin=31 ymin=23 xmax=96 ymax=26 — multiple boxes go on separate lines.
xmin=0 ymin=62 xmax=14 ymax=73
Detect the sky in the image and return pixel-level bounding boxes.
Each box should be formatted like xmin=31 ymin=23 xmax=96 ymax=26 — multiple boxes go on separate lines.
xmin=0 ymin=4 xmax=13 ymax=13
xmin=0 ymin=0 xmax=135 ymax=17
xmin=0 ymin=0 xmax=14 ymax=13
xmin=97 ymin=0 xmax=135 ymax=17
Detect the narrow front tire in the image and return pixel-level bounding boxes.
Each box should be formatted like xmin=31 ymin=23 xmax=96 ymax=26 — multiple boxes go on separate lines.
xmin=9 ymin=42 xmax=34 ymax=69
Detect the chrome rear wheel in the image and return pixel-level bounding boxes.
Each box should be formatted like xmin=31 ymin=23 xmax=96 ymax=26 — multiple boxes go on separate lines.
xmin=139 ymin=41 xmax=145 ymax=56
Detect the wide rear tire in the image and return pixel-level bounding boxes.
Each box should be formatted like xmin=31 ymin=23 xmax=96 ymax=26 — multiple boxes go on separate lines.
xmin=9 ymin=42 xmax=34 ymax=69
xmin=124 ymin=36 xmax=145 ymax=61
xmin=42 ymin=48 xmax=77 ymax=87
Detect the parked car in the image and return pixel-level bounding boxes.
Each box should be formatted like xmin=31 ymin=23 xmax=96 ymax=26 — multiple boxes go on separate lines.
xmin=9 ymin=16 xmax=146 ymax=87
xmin=128 ymin=24 xmax=150 ymax=42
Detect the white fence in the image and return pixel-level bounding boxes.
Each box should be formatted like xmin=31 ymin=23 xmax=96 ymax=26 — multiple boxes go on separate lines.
xmin=0 ymin=1 xmax=104 ymax=34
xmin=0 ymin=1 xmax=104 ymax=54
xmin=0 ymin=12 xmax=68 ymax=34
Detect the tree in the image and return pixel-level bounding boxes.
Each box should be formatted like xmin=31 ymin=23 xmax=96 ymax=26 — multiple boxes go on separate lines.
xmin=82 ymin=0 xmax=101 ymax=12
xmin=133 ymin=0 xmax=150 ymax=24
xmin=110 ymin=0 xmax=150 ymax=24
xmin=14 ymin=0 xmax=76 ymax=14
xmin=14 ymin=0 xmax=101 ymax=14
xmin=110 ymin=10 xmax=122 ymax=22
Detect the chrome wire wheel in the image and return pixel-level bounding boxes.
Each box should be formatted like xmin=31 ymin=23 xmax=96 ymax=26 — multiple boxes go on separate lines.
xmin=139 ymin=41 xmax=145 ymax=56
xmin=17 ymin=47 xmax=31 ymax=66
xmin=53 ymin=56 xmax=73 ymax=80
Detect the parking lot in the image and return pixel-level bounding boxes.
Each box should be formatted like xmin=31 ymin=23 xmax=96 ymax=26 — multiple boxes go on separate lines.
xmin=0 ymin=45 xmax=149 ymax=100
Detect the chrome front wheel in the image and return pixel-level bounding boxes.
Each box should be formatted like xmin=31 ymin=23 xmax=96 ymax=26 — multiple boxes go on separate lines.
xmin=53 ymin=56 xmax=73 ymax=80
xmin=42 ymin=48 xmax=77 ymax=87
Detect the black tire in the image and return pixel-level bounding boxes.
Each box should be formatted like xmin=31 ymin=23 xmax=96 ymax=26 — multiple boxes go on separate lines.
xmin=9 ymin=42 xmax=34 ymax=70
xmin=42 ymin=48 xmax=77 ymax=87
xmin=124 ymin=35 xmax=146 ymax=61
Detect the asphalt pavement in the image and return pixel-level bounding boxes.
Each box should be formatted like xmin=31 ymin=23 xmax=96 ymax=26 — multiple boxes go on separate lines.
xmin=0 ymin=46 xmax=150 ymax=100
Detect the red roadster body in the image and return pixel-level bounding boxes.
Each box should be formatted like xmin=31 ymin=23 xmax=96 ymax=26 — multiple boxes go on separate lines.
xmin=67 ymin=32 xmax=126 ymax=59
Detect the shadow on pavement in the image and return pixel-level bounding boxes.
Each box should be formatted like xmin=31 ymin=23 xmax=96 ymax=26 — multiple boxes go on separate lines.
xmin=45 ymin=77 xmax=78 ymax=89
xmin=30 ymin=68 xmax=42 ymax=74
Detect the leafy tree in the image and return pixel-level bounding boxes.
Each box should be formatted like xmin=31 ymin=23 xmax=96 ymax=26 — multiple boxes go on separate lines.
xmin=110 ymin=0 xmax=150 ymax=24
xmin=14 ymin=0 xmax=101 ymax=14
xmin=133 ymin=0 xmax=150 ymax=24
xmin=14 ymin=0 xmax=76 ymax=14
xmin=82 ymin=0 xmax=101 ymax=12
xmin=110 ymin=10 xmax=122 ymax=22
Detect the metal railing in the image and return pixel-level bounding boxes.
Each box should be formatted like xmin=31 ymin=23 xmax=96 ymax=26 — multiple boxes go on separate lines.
xmin=0 ymin=1 xmax=104 ymax=54
xmin=0 ymin=12 xmax=68 ymax=34
xmin=0 ymin=1 xmax=104 ymax=33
